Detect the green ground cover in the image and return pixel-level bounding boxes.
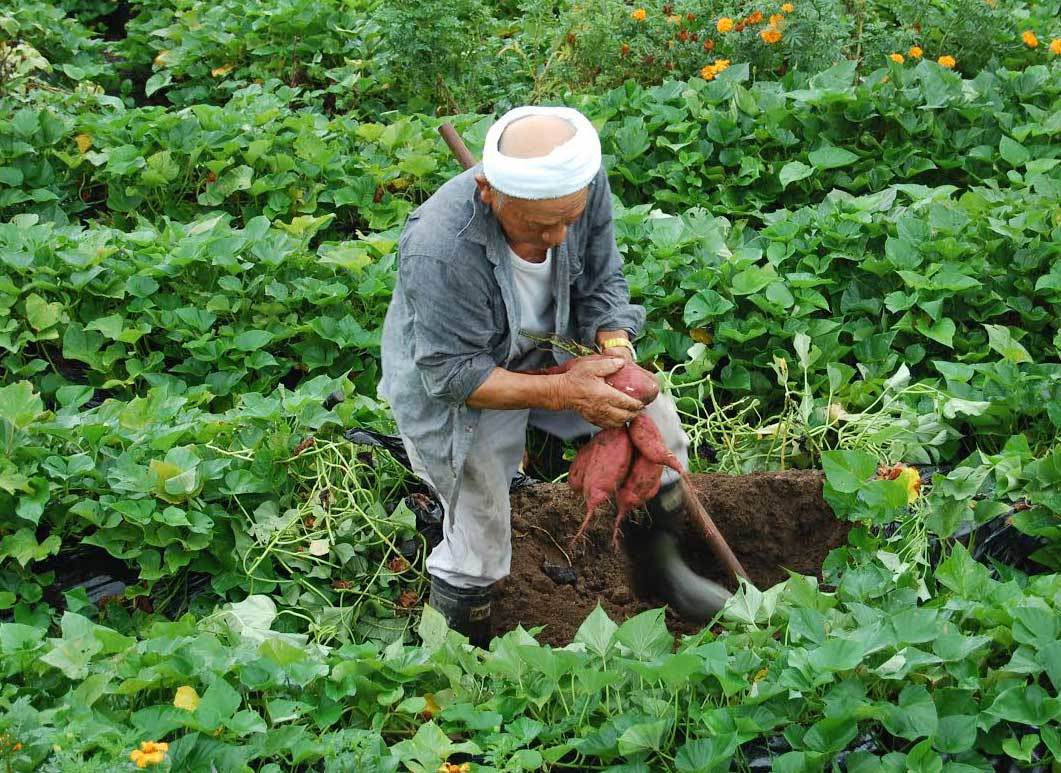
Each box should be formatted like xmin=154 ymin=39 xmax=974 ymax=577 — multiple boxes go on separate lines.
xmin=0 ymin=0 xmax=1059 ymax=769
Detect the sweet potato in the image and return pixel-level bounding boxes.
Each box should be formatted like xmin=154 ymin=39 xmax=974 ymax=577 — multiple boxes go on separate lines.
xmin=612 ymin=451 xmax=664 ymax=548
xmin=628 ymin=413 xmax=683 ymax=476
xmin=520 ymin=355 xmax=659 ymax=406
xmin=604 ymin=363 xmax=659 ymax=406
xmin=570 ymin=427 xmax=632 ymax=546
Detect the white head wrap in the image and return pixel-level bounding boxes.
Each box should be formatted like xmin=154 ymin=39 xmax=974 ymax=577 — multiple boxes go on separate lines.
xmin=481 ymin=106 xmax=602 ymax=200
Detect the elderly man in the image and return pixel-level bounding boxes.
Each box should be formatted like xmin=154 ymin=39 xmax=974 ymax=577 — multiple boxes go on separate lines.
xmin=380 ymin=106 xmax=693 ymax=645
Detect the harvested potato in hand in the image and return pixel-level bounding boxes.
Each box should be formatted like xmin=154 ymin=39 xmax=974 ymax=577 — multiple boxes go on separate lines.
xmin=567 ymin=413 xmax=677 ymax=549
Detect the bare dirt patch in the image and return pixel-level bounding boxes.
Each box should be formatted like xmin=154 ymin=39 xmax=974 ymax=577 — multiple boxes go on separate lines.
xmin=493 ymin=470 xmax=849 ymax=646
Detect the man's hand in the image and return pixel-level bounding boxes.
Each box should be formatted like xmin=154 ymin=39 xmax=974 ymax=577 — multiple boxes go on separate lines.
xmin=559 ymin=357 xmax=643 ymax=428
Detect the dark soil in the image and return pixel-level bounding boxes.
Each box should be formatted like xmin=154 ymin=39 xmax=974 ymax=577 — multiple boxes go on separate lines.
xmin=493 ymin=470 xmax=849 ymax=647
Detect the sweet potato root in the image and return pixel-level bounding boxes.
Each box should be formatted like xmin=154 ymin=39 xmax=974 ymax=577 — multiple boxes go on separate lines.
xmin=569 ymin=427 xmax=632 ymax=546
xmin=628 ymin=413 xmax=682 ymax=475
xmin=612 ymin=451 xmax=664 ymax=548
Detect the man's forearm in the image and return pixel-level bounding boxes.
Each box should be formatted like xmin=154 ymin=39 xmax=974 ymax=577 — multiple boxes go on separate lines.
xmin=466 ymin=368 xmax=567 ymax=411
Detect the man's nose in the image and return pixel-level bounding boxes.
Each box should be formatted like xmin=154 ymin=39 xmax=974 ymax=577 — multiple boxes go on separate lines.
xmin=542 ymin=224 xmax=567 ymax=245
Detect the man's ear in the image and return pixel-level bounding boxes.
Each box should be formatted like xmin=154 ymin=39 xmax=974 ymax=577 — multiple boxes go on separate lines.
xmin=474 ymin=174 xmax=496 ymax=207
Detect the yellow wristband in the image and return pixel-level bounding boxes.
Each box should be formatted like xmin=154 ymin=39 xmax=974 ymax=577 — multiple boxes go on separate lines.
xmin=600 ymin=337 xmax=636 ymax=357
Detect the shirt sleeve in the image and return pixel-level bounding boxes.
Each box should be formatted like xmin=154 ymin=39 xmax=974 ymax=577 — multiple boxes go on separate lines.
xmin=571 ymin=170 xmax=647 ymax=343
xmin=401 ymin=253 xmax=500 ymax=405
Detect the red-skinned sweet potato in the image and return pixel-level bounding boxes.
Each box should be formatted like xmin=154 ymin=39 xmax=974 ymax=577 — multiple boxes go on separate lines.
xmin=605 ymin=363 xmax=659 ymax=405
xmin=628 ymin=413 xmax=682 ymax=475
xmin=612 ymin=451 xmax=664 ymax=547
xmin=570 ymin=427 xmax=632 ymax=545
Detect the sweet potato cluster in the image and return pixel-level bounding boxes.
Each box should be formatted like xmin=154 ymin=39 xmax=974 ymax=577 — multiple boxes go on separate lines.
xmin=569 ymin=413 xmax=683 ymax=548
xmin=521 ymin=356 xmax=682 ymax=548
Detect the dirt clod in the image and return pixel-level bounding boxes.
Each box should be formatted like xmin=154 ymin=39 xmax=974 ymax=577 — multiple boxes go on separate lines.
xmin=493 ymin=470 xmax=848 ymax=647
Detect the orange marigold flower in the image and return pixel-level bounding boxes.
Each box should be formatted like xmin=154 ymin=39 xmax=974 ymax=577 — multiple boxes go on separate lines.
xmin=760 ymin=28 xmax=782 ymax=44
xmin=1022 ymin=30 xmax=1038 ymax=48
xmin=704 ymin=38 xmax=715 ymax=51
xmin=677 ymin=29 xmax=690 ymax=41
xmin=631 ymin=7 xmax=647 ymax=21
xmin=937 ymin=54 xmax=956 ymax=68
xmin=768 ymin=13 xmax=783 ymax=25
xmin=716 ymin=17 xmax=734 ymax=32
xmin=908 ymin=45 xmax=923 ymax=58
xmin=700 ymin=65 xmax=716 ymax=80
xmin=1051 ymin=38 xmax=1061 ymax=55
xmin=781 ymin=2 xmax=795 ymax=11
xmin=746 ymin=10 xmax=763 ymax=23
xmin=889 ymin=52 xmax=904 ymax=63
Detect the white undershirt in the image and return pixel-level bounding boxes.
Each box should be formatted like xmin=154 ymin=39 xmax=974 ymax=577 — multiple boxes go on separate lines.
xmin=508 ymin=245 xmax=555 ymax=358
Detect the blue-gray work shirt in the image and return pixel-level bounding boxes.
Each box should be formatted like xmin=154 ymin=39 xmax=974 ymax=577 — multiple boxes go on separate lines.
xmin=379 ymin=164 xmax=645 ymax=505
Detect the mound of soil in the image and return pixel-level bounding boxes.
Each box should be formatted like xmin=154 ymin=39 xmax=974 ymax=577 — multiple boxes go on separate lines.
xmin=493 ymin=470 xmax=849 ymax=647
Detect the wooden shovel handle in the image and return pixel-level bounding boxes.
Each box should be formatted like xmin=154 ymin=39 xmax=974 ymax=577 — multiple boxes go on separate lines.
xmin=679 ymin=475 xmax=749 ymax=582
xmin=438 ymin=123 xmax=478 ymax=171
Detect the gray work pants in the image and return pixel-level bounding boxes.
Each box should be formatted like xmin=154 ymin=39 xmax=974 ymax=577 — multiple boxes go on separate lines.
xmin=402 ymin=396 xmax=690 ymax=588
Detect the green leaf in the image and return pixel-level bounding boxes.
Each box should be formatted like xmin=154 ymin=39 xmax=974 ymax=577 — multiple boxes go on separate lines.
xmin=0 ymin=381 xmax=43 ymax=430
xmin=615 ymin=608 xmax=672 ymax=660
xmin=809 ymin=146 xmax=859 ymax=170
xmin=998 ymin=136 xmax=1030 ymax=168
xmin=983 ymin=324 xmax=1032 ymax=363
xmin=806 ymin=638 xmax=864 ymax=672
xmin=232 ymin=329 xmax=274 ymax=351
xmin=779 ymin=161 xmax=814 ymax=188
xmin=195 ymin=678 xmax=242 ymax=730
xmin=882 ymin=684 xmax=938 ymax=740
xmin=0 ymin=528 xmax=61 ymax=567
xmin=730 ymin=266 xmax=775 ymax=295
xmin=617 ymin=719 xmax=669 ymax=756
xmin=933 ymin=715 xmax=977 ymax=754
xmin=574 ymin=605 xmax=617 ymax=658
xmin=821 ymin=450 xmax=877 ymax=493
xmin=985 ymin=684 xmax=1057 ymax=725
xmin=24 ymin=293 xmax=63 ymax=331
xmin=684 ymin=290 xmax=734 ymax=326
xmin=915 ymin=317 xmax=955 ymax=347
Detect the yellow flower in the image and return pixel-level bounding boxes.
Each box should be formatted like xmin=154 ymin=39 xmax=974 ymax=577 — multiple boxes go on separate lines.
xmin=937 ymin=54 xmax=956 ymax=68
xmin=768 ymin=13 xmax=783 ymax=25
xmin=667 ymin=14 xmax=681 ymax=24
xmin=75 ymin=133 xmax=92 ymax=153
xmin=781 ymin=2 xmax=794 ymax=10
xmin=173 ymin=685 xmax=200 ymax=712
xmin=908 ymin=45 xmax=923 ymax=58
xmin=438 ymin=764 xmax=472 ymax=773
xmin=700 ymin=58 xmax=731 ymax=81
xmin=716 ymin=17 xmax=734 ymax=32
xmin=760 ymin=28 xmax=782 ymax=44
xmin=1022 ymin=30 xmax=1038 ymax=48
xmin=129 ymin=742 xmax=169 ymax=769
xmin=631 ymin=7 xmax=647 ymax=21
xmin=896 ymin=467 xmax=921 ymax=504
xmin=1051 ymin=38 xmax=1061 ymax=55
xmin=889 ymin=52 xmax=904 ymax=63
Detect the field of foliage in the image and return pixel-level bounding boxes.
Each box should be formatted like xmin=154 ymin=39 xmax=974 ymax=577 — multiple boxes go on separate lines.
xmin=0 ymin=0 xmax=1059 ymax=769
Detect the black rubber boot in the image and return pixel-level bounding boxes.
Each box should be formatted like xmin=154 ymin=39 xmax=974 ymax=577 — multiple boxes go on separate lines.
xmin=428 ymin=575 xmax=493 ymax=648
xmin=645 ymin=479 xmax=686 ymax=533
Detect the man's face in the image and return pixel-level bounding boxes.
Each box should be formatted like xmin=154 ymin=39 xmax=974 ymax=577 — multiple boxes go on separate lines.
xmin=477 ymin=176 xmax=588 ymax=251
